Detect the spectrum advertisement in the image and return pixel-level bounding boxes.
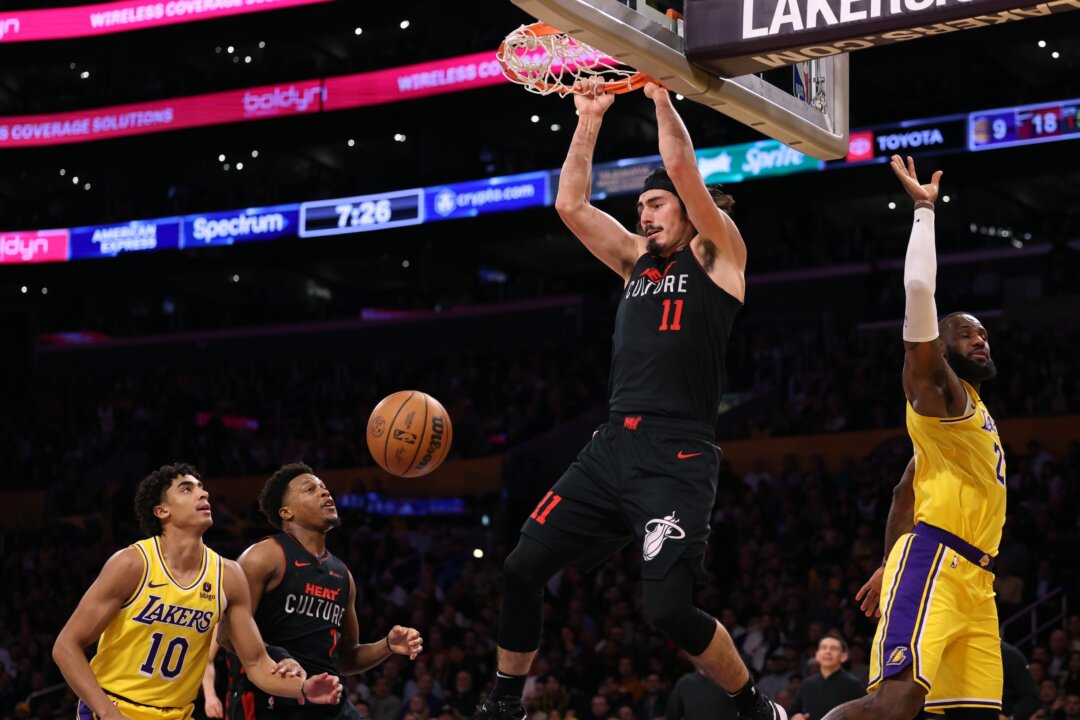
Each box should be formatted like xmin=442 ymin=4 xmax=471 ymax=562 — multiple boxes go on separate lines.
xmin=426 ymin=172 xmax=549 ymax=221
xmin=183 ymin=204 xmax=299 ymax=247
xmin=0 ymin=0 xmax=331 ymax=43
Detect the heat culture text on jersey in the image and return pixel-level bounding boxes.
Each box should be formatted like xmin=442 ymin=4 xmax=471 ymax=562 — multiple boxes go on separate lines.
xmin=250 ymin=532 xmax=351 ymax=678
xmin=623 ymin=267 xmax=689 ymax=298
xmin=283 ymin=583 xmax=346 ymax=625
xmin=608 ymin=247 xmax=742 ymax=425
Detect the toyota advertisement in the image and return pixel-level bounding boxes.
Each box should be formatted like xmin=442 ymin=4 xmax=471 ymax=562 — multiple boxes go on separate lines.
xmin=841 ymin=116 xmax=967 ymax=163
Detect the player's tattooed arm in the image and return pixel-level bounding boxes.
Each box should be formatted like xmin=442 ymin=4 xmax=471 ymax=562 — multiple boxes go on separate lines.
xmin=646 ymin=81 xmax=747 ymax=301
xmin=338 ymin=571 xmax=424 ymax=674
xmin=52 ymin=547 xmax=143 ymax=720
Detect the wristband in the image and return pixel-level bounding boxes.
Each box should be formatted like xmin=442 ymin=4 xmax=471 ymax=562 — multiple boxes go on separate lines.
xmin=386 ymin=635 xmax=392 ymax=652
xmin=300 ymin=678 xmax=309 ymax=702
xmin=914 ymin=200 xmax=934 ymax=211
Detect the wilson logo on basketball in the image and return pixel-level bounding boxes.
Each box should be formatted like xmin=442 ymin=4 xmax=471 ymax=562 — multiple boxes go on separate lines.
xmin=412 ymin=416 xmax=447 ymax=473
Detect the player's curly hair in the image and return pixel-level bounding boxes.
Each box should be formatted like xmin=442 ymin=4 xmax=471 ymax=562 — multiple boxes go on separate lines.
xmin=259 ymin=462 xmax=313 ymax=528
xmin=134 ymin=462 xmax=202 ymax=537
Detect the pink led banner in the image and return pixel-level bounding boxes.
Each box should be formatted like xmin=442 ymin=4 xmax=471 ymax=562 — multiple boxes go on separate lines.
xmin=0 ymin=79 xmax=325 ymax=148
xmin=0 ymin=229 xmax=70 ymax=264
xmin=0 ymin=53 xmax=510 ymax=148
xmin=324 ymin=51 xmax=507 ymax=110
xmin=0 ymin=0 xmax=332 ymax=43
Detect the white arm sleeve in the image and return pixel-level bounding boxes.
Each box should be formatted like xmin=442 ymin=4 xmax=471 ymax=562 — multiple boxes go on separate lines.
xmin=902 ymin=207 xmax=939 ymax=342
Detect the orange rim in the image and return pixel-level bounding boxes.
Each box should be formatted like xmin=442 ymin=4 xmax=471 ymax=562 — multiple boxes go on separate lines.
xmin=497 ymin=21 xmax=651 ymax=95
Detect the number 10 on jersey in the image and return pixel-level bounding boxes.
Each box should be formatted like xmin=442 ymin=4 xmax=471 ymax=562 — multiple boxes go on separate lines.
xmin=659 ymin=299 xmax=684 ymax=331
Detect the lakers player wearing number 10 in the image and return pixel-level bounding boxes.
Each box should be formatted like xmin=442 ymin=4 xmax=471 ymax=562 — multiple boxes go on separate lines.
xmin=52 ymin=463 xmax=343 ymax=720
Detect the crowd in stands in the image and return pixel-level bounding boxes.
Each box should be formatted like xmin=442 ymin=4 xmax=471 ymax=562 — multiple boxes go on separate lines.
xmin=4 ymin=313 xmax=1077 ymax=494
xmin=1 ymin=438 xmax=1078 ymax=720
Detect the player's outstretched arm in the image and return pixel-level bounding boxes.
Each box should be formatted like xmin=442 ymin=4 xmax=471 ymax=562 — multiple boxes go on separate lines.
xmin=338 ymin=571 xmax=423 ymax=675
xmin=554 ymin=78 xmax=641 ymax=281
xmin=857 ymin=456 xmax=916 ymax=617
xmin=52 ymin=547 xmax=143 ymax=720
xmin=893 ymin=155 xmax=965 ymax=417
xmin=645 ymin=82 xmax=747 ymax=300
xmin=221 ymin=560 xmax=342 ymax=704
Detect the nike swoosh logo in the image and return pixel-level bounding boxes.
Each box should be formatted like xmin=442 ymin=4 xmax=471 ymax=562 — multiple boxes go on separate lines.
xmin=294 ymin=561 xmax=312 ymax=567
xmin=148 ymin=581 xmax=168 ymax=588
xmin=676 ymin=451 xmax=702 ymax=459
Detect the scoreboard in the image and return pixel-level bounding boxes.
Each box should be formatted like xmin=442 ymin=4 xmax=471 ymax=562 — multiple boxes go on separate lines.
xmin=969 ymin=99 xmax=1080 ymax=151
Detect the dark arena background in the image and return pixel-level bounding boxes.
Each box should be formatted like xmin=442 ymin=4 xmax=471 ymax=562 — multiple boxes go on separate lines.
xmin=1 ymin=2 xmax=1078 ymax=720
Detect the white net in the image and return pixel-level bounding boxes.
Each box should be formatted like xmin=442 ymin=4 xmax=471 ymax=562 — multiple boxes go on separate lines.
xmin=497 ymin=22 xmax=644 ymax=96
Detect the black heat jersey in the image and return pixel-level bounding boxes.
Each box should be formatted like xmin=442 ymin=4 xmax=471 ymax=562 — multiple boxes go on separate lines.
xmin=252 ymin=533 xmax=351 ymax=677
xmin=608 ymin=246 xmax=742 ymax=425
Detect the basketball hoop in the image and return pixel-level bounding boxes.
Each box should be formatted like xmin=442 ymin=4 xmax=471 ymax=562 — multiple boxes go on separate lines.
xmin=497 ymin=21 xmax=650 ymax=97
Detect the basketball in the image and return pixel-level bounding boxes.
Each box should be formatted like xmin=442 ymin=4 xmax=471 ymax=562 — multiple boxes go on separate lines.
xmin=366 ymin=390 xmax=453 ymax=477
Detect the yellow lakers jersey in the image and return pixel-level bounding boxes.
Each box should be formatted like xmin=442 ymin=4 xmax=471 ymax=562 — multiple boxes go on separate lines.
xmin=907 ymin=379 xmax=1007 ymax=555
xmin=90 ymin=537 xmax=225 ymax=710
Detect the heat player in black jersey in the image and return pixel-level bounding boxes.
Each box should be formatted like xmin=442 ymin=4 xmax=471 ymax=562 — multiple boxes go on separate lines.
xmin=219 ymin=463 xmax=424 ymax=720
xmin=473 ymin=80 xmax=784 ymax=720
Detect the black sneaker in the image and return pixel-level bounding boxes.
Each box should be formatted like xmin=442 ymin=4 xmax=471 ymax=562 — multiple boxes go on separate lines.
xmin=740 ymin=693 xmax=788 ymax=720
xmin=471 ymin=698 xmax=526 ymax=720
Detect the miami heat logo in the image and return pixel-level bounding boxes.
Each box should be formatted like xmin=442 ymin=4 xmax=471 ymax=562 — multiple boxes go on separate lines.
xmin=642 ymin=511 xmax=686 ymax=561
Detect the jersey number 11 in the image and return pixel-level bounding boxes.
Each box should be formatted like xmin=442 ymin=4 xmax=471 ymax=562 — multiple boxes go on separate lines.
xmin=658 ymin=300 xmax=684 ymax=332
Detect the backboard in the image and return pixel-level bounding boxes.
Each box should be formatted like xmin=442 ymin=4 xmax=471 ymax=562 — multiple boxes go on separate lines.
xmin=510 ymin=0 xmax=850 ymax=160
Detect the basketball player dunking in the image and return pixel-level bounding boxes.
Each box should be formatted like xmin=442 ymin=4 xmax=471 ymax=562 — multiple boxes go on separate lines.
xmin=822 ymin=158 xmax=1006 ymax=720
xmin=219 ymin=463 xmax=423 ymax=720
xmin=53 ymin=463 xmax=342 ymax=720
xmin=472 ymin=79 xmax=783 ymax=720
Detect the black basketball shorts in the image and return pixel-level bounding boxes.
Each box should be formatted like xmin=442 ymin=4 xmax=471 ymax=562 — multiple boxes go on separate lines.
xmin=520 ymin=413 xmax=720 ymax=583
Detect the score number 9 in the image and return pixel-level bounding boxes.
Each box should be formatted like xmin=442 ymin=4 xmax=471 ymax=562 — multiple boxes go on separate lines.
xmin=336 ymin=200 xmax=392 ymax=228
